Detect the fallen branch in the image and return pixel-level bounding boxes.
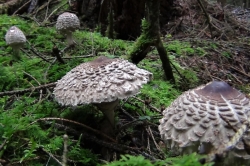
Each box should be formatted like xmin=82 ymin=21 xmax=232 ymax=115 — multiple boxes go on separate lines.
xmin=12 ymin=0 xmax=31 ymax=15
xmin=28 ymin=41 xmax=51 ymax=63
xmin=47 ymin=122 xmax=156 ymax=160
xmin=0 ymin=82 xmax=56 ymax=97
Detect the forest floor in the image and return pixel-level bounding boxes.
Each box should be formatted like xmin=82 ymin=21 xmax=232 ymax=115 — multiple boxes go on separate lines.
xmin=0 ymin=0 xmax=249 ymax=166
xmin=162 ymin=0 xmax=250 ymax=93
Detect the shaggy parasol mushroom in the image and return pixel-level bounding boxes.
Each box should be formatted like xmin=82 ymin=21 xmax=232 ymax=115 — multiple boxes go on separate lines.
xmin=56 ymin=12 xmax=80 ymax=46
xmin=53 ymin=56 xmax=153 ymax=129
xmin=5 ymin=26 xmax=26 ymax=60
xmin=159 ymin=81 xmax=250 ymax=164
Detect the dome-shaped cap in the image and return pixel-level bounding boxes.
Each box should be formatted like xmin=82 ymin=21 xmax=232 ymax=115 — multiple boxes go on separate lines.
xmin=5 ymin=26 xmax=26 ymax=48
xmin=159 ymin=81 xmax=250 ymax=158
xmin=53 ymin=56 xmax=153 ymax=106
xmin=56 ymin=12 xmax=80 ymax=32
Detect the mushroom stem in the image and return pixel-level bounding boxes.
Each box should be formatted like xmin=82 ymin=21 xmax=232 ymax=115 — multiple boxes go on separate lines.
xmin=95 ymin=100 xmax=119 ymax=161
xmin=95 ymin=99 xmax=119 ymax=128
xmin=12 ymin=48 xmax=21 ymax=61
xmin=65 ymin=32 xmax=74 ymax=46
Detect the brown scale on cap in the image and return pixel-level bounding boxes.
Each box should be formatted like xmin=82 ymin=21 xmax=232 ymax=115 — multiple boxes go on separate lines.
xmin=195 ymin=81 xmax=244 ymax=101
xmin=56 ymin=12 xmax=80 ymax=46
xmin=159 ymin=81 xmax=250 ymax=164
xmin=53 ymin=56 xmax=153 ymax=128
xmin=5 ymin=26 xmax=26 ymax=60
xmin=54 ymin=56 xmax=152 ymax=106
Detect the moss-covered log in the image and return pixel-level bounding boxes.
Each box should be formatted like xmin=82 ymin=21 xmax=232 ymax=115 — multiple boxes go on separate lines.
xmin=128 ymin=0 xmax=175 ymax=82
xmin=0 ymin=0 xmax=28 ymax=14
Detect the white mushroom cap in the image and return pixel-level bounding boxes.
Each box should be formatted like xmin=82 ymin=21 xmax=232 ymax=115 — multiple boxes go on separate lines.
xmin=53 ymin=56 xmax=153 ymax=106
xmin=5 ymin=26 xmax=26 ymax=49
xmin=159 ymin=81 xmax=250 ymax=159
xmin=56 ymin=12 xmax=80 ymax=33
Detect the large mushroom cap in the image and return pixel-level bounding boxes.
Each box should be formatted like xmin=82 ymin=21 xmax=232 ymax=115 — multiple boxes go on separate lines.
xmin=53 ymin=56 xmax=153 ymax=106
xmin=5 ymin=26 xmax=26 ymax=49
xmin=159 ymin=81 xmax=250 ymax=159
xmin=55 ymin=12 xmax=80 ymax=33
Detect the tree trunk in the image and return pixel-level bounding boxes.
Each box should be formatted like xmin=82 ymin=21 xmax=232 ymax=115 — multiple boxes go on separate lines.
xmin=128 ymin=0 xmax=175 ymax=82
xmin=96 ymin=0 xmax=174 ymax=40
xmin=105 ymin=3 xmax=114 ymax=39
xmin=113 ymin=0 xmax=145 ymax=40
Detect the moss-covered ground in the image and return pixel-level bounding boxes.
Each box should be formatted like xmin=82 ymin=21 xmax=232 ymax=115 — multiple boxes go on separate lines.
xmin=1 ymin=7 xmax=248 ymax=165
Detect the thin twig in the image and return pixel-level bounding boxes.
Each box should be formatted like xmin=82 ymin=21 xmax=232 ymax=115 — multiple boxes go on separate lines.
xmin=12 ymin=0 xmax=31 ymax=15
xmin=46 ymin=54 xmax=95 ymax=61
xmin=230 ymin=66 xmax=250 ymax=78
xmin=197 ymin=0 xmax=213 ymax=38
xmin=43 ymin=0 xmax=68 ymax=23
xmin=132 ymin=96 xmax=161 ymax=113
xmin=42 ymin=148 xmax=62 ymax=166
xmin=30 ymin=117 xmax=117 ymax=143
xmin=0 ymin=139 xmax=8 ymax=151
xmin=27 ymin=41 xmax=51 ymax=63
xmin=33 ymin=0 xmax=59 ymax=16
xmin=49 ymin=122 xmax=156 ymax=160
xmin=120 ymin=107 xmax=136 ymax=120
xmin=147 ymin=126 xmax=162 ymax=152
xmin=43 ymin=0 xmax=53 ymax=23
xmin=0 ymin=82 xmax=56 ymax=97
xmin=23 ymin=70 xmax=43 ymax=101
xmin=44 ymin=58 xmax=57 ymax=82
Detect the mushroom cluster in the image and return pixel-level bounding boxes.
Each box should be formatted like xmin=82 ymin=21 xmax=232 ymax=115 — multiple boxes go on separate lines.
xmin=53 ymin=56 xmax=153 ymax=128
xmin=159 ymin=81 xmax=250 ymax=164
xmin=5 ymin=26 xmax=26 ymax=60
xmin=56 ymin=12 xmax=80 ymax=46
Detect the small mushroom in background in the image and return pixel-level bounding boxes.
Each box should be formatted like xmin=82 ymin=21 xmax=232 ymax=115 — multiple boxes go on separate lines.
xmin=56 ymin=12 xmax=80 ymax=46
xmin=159 ymin=81 xmax=250 ymax=165
xmin=5 ymin=26 xmax=26 ymax=61
xmin=53 ymin=56 xmax=153 ymax=134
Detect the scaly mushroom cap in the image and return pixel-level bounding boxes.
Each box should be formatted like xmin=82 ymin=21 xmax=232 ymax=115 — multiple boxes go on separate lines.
xmin=53 ymin=56 xmax=153 ymax=106
xmin=159 ymin=81 xmax=250 ymax=157
xmin=56 ymin=12 xmax=80 ymax=33
xmin=5 ymin=26 xmax=26 ymax=49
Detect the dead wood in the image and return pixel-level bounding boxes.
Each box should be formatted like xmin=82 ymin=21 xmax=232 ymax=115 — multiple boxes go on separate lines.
xmin=0 ymin=0 xmax=29 ymax=14
xmin=0 ymin=82 xmax=56 ymax=97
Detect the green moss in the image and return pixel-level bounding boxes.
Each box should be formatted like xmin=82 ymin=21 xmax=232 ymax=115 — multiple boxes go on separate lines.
xmin=106 ymin=153 xmax=213 ymax=166
xmin=164 ymin=40 xmax=206 ymax=57
xmin=222 ymin=51 xmax=231 ymax=58
xmin=209 ymin=42 xmax=218 ymax=49
xmin=74 ymin=31 xmax=132 ymax=56
xmin=195 ymin=47 xmax=207 ymax=56
xmin=128 ymin=19 xmax=155 ymax=57
xmin=0 ymin=14 xmax=217 ymax=165
xmin=140 ymin=80 xmax=180 ymax=108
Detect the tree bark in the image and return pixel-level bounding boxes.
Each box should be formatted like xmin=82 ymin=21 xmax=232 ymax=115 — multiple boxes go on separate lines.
xmin=97 ymin=0 xmax=174 ymax=40
xmin=62 ymin=0 xmax=174 ymax=40
xmin=128 ymin=0 xmax=175 ymax=82
xmin=105 ymin=3 xmax=114 ymax=39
